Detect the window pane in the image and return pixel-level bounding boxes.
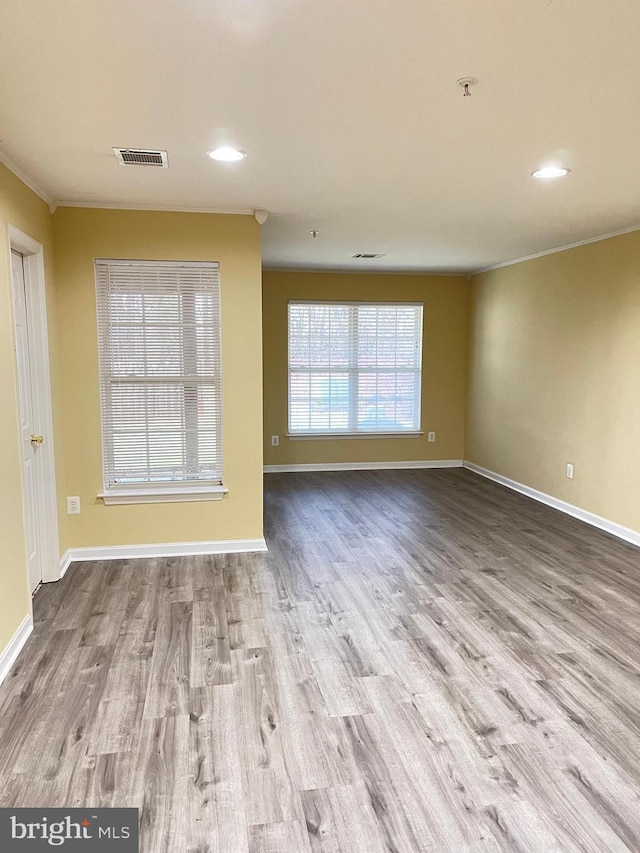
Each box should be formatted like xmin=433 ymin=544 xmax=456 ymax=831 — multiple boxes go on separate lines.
xmin=96 ymin=261 xmax=223 ymax=487
xmin=289 ymin=303 xmax=350 ymax=371
xmin=288 ymin=302 xmax=423 ymax=435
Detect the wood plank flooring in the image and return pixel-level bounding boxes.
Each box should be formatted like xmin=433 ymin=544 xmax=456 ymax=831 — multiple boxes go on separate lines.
xmin=1 ymin=468 xmax=640 ymax=851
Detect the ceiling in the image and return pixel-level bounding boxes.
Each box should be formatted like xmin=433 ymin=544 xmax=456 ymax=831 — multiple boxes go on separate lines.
xmin=1 ymin=0 xmax=639 ymax=273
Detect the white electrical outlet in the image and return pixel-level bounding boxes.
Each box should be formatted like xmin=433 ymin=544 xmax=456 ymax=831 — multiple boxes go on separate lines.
xmin=566 ymin=463 xmax=574 ymax=480
xmin=271 ymin=435 xmax=280 ymax=447
xmin=428 ymin=432 xmax=436 ymax=442
xmin=67 ymin=496 xmax=81 ymax=515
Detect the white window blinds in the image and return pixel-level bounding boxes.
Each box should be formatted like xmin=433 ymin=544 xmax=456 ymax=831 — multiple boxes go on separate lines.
xmin=95 ymin=260 xmax=223 ymax=490
xmin=288 ymin=301 xmax=423 ymax=435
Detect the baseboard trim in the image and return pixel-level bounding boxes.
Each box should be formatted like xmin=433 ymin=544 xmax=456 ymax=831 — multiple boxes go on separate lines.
xmin=59 ymin=538 xmax=268 ymax=570
xmin=464 ymin=461 xmax=640 ymax=549
xmin=0 ymin=615 xmax=33 ymax=687
xmin=59 ymin=551 xmax=73 ymax=578
xmin=264 ymin=459 xmax=463 ymax=473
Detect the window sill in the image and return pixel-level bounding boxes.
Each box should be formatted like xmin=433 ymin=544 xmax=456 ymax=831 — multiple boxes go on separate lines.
xmin=99 ymin=485 xmax=228 ymax=505
xmin=287 ymin=431 xmax=423 ymax=441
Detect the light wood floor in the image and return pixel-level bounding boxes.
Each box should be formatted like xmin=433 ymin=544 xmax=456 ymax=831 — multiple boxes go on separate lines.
xmin=2 ymin=469 xmax=640 ymax=851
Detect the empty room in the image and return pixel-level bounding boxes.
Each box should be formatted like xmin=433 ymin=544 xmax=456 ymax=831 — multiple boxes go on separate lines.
xmin=1 ymin=1 xmax=639 ymax=851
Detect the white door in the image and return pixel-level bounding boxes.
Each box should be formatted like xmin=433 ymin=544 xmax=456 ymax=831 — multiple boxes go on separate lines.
xmin=11 ymin=249 xmax=43 ymax=592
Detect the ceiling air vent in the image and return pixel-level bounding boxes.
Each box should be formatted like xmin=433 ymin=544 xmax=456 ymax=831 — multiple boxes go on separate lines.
xmin=113 ymin=148 xmax=168 ymax=167
xmin=352 ymin=253 xmax=386 ymax=259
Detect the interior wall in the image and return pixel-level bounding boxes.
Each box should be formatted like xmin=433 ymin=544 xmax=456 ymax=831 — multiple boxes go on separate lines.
xmin=52 ymin=207 xmax=263 ymax=548
xmin=263 ymin=270 xmax=470 ymax=466
xmin=466 ymin=230 xmax=640 ymax=533
xmin=0 ymin=164 xmax=66 ymax=651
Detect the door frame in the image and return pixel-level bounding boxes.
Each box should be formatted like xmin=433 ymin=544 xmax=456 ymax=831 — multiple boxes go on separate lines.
xmin=8 ymin=225 xmax=60 ymax=584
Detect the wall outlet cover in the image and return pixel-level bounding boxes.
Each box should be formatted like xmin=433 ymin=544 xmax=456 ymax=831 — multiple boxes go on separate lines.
xmin=66 ymin=496 xmax=81 ymax=514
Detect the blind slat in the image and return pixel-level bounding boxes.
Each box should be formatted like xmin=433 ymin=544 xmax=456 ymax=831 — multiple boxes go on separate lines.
xmin=95 ymin=260 xmax=223 ymax=488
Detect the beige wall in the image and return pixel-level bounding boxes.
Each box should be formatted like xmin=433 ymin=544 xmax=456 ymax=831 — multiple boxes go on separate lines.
xmin=263 ymin=270 xmax=470 ymax=466
xmin=466 ymin=231 xmax=640 ymax=533
xmin=53 ymin=207 xmax=263 ymax=547
xmin=0 ymin=164 xmax=67 ymax=652
xmin=3 ymin=160 xmax=638 ymax=658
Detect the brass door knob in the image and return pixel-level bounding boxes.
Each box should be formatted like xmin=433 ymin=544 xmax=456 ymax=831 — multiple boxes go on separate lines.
xmin=30 ymin=435 xmax=44 ymax=446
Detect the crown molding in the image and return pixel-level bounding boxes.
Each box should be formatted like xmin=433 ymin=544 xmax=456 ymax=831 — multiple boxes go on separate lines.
xmin=262 ymin=266 xmax=469 ymax=277
xmin=0 ymin=150 xmax=55 ymax=210
xmin=56 ymin=200 xmax=255 ymax=215
xmin=473 ymin=222 xmax=640 ymax=276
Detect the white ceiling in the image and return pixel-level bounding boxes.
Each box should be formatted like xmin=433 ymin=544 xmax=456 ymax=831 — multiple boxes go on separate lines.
xmin=1 ymin=0 xmax=639 ymax=273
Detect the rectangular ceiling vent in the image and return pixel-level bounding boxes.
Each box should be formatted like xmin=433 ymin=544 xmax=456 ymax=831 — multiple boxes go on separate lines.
xmin=113 ymin=148 xmax=168 ymax=167
xmin=352 ymin=253 xmax=386 ymax=259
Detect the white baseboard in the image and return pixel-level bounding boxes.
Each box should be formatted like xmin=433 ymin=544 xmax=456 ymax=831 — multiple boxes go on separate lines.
xmin=59 ymin=550 xmax=73 ymax=578
xmin=464 ymin=461 xmax=640 ymax=549
xmin=0 ymin=615 xmax=33 ymax=687
xmin=59 ymin=537 xmax=268 ymax=571
xmin=264 ymin=459 xmax=463 ymax=473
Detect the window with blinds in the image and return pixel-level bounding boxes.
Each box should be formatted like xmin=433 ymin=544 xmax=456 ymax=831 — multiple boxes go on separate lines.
xmin=288 ymin=301 xmax=423 ymax=436
xmin=95 ymin=259 xmax=223 ymax=493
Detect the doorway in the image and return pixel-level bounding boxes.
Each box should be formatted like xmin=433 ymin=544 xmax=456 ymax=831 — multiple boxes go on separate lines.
xmin=9 ymin=227 xmax=59 ymax=591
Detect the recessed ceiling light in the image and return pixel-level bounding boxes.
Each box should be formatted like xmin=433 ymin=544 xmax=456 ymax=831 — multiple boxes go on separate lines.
xmin=532 ymin=166 xmax=570 ymax=179
xmin=208 ymin=147 xmax=247 ymax=162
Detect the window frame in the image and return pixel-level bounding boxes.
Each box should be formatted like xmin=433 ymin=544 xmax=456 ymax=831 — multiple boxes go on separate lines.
xmin=94 ymin=258 xmax=227 ymax=505
xmin=287 ymin=299 xmax=424 ymax=439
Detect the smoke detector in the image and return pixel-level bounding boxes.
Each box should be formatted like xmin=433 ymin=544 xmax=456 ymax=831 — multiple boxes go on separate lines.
xmin=113 ymin=148 xmax=168 ymax=167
